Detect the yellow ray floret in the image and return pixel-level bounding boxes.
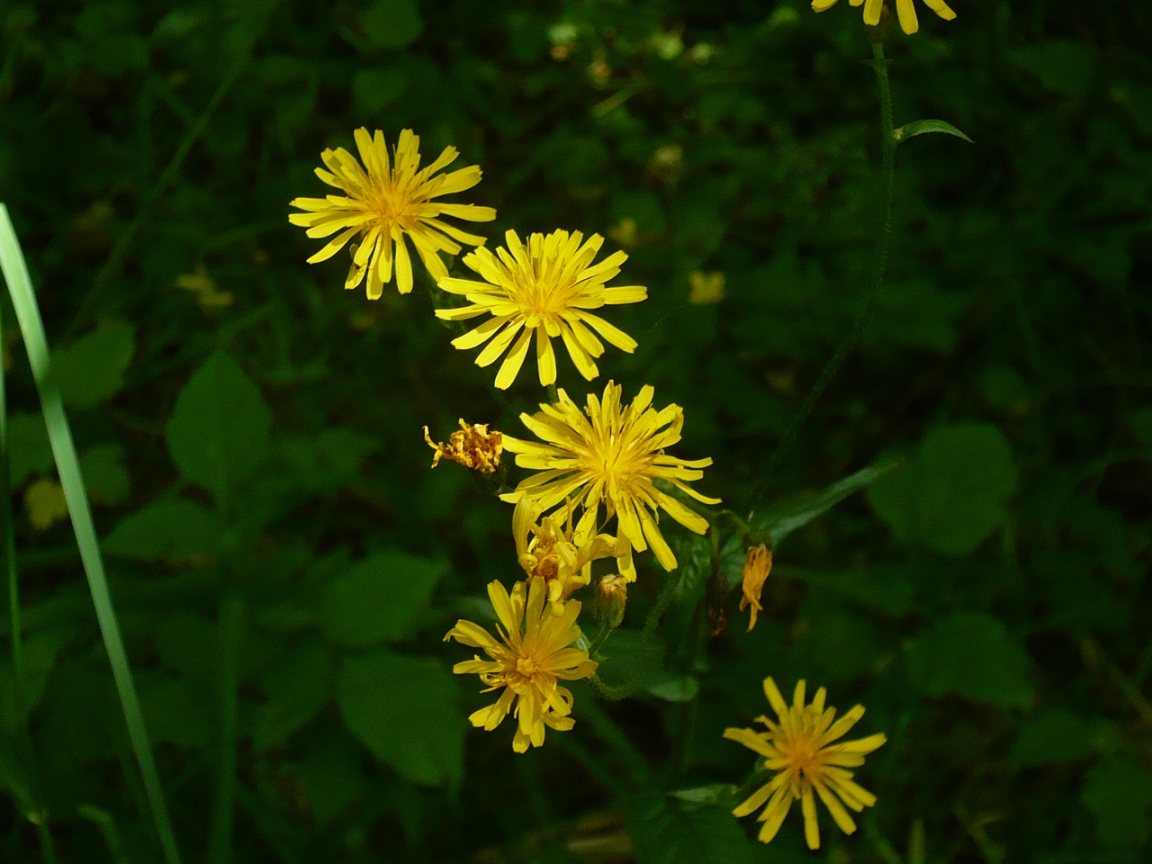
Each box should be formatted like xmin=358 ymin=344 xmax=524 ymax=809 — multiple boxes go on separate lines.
xmin=499 ymin=381 xmax=720 ymax=574
xmin=289 ymin=128 xmax=496 ymax=298
xmin=444 ymin=577 xmax=597 ymax=753
xmin=724 ymin=677 xmax=887 ymax=849
xmin=435 ymin=229 xmax=647 ymax=389
xmin=811 ymin=0 xmax=956 ymax=35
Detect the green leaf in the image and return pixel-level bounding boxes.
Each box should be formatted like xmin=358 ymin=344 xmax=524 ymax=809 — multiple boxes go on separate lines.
xmin=362 ymin=0 xmax=423 ymax=49
xmin=6 ymin=411 xmax=52 ymax=487
xmin=103 ymin=498 xmax=221 ymax=561
xmin=668 ymin=784 xmax=740 ymax=810
xmin=337 ymin=651 xmax=463 ymax=787
xmin=894 ymin=119 xmax=974 ymax=145
xmin=1010 ymin=709 xmax=1094 ymax=766
xmin=0 ymin=626 xmax=74 ymax=729
xmin=79 ymin=444 xmax=131 ymax=506
xmin=629 ymin=793 xmax=759 ymax=864
xmin=53 ymin=321 xmax=134 ymax=409
xmin=597 ymin=629 xmax=664 ymax=691
xmin=647 ymin=672 xmax=699 ymax=702
xmin=351 ymin=68 xmax=408 ymax=116
xmin=155 ymin=612 xmax=217 ymax=681
xmin=906 ymin=612 xmax=1033 ymax=708
xmin=138 ymin=671 xmax=213 ymax=750
xmin=291 ymin=734 xmax=367 ymax=826
xmin=165 ymin=350 xmax=272 ymax=506
xmin=1131 ymin=405 xmax=1152 ymax=447
xmin=867 ymin=423 xmax=1017 ymax=555
xmin=320 ymin=550 xmax=444 ymax=647
xmin=253 ymin=638 xmax=334 ymax=751
xmin=1081 ymin=758 xmax=1152 ymax=848
xmin=1011 ymin=40 xmax=1093 ymax=100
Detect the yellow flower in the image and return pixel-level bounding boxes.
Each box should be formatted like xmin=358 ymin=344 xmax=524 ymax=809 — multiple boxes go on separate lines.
xmin=724 ymin=678 xmax=886 ymax=849
xmin=514 ymin=497 xmax=618 ymax=607
xmin=445 ymin=578 xmax=598 ymax=753
xmin=289 ymin=128 xmax=496 ymax=298
xmin=423 ymin=419 xmax=503 ymax=474
xmin=811 ymin=0 xmax=956 ymax=35
xmin=499 ymin=381 xmax=720 ymax=574
xmin=688 ymin=271 xmax=725 ymax=305
xmin=740 ymin=544 xmax=773 ymax=632
xmin=434 ymin=229 xmax=647 ymax=389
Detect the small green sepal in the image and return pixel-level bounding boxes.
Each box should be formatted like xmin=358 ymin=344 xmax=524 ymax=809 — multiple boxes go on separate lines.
xmin=893 ymin=119 xmax=974 ymax=145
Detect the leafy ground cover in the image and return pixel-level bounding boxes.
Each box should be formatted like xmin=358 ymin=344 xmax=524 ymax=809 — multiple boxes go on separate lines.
xmin=0 ymin=1 xmax=1150 ymax=862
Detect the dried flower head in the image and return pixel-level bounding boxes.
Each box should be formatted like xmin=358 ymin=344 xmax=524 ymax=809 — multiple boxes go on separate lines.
xmin=423 ymin=420 xmax=503 ymax=474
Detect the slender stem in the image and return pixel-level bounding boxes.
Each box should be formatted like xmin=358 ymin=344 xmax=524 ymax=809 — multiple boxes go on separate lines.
xmin=749 ymin=40 xmax=897 ymax=508
xmin=0 ymin=279 xmax=57 ymax=864
xmin=209 ymin=594 xmax=244 ymax=864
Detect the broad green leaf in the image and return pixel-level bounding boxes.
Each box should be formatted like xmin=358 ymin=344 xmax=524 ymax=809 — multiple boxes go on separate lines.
xmin=165 ymin=350 xmax=272 ymax=506
xmin=791 ymin=609 xmax=880 ymax=682
xmin=647 ymin=672 xmax=699 ymax=703
xmin=7 ymin=411 xmax=52 ymax=487
xmin=337 ymin=651 xmax=463 ymax=787
xmin=1011 ymin=40 xmax=1093 ymax=100
xmin=351 ymin=68 xmax=407 ymax=116
xmin=597 ymin=629 xmax=664 ymax=691
xmin=253 ymin=638 xmax=334 ymax=751
xmin=1081 ymin=758 xmax=1152 ymax=848
xmin=1131 ymin=405 xmax=1152 ymax=447
xmin=103 ymin=498 xmax=220 ymax=561
xmin=894 ymin=119 xmax=974 ymax=145
xmin=1010 ymin=709 xmax=1094 ymax=766
xmin=320 ymin=550 xmax=445 ymax=647
xmin=79 ymin=444 xmax=131 ymax=506
xmin=155 ymin=612 xmax=216 ymax=681
xmin=53 ymin=321 xmax=134 ymax=409
xmin=291 ymin=734 xmax=367 ymax=826
xmin=629 ymin=793 xmax=759 ymax=864
xmin=907 ymin=612 xmax=1033 ymax=708
xmin=137 ymin=671 xmax=213 ymax=750
xmin=362 ymin=0 xmax=422 ymax=49
xmin=867 ymin=424 xmax=1017 ymax=555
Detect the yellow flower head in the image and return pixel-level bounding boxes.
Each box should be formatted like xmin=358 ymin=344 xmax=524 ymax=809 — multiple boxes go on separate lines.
xmin=445 ymin=578 xmax=598 ymax=753
xmin=423 ymin=419 xmax=503 ymax=474
xmin=740 ymin=544 xmax=773 ymax=632
xmin=499 ymin=381 xmax=720 ymax=574
xmin=724 ymin=678 xmax=887 ymax=849
xmin=811 ymin=0 xmax=957 ymax=35
xmin=513 ymin=497 xmax=618 ymax=607
xmin=434 ymin=229 xmax=647 ymax=389
xmin=289 ymin=128 xmax=496 ymax=298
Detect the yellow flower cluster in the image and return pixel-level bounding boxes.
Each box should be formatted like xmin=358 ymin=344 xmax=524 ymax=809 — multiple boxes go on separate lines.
xmin=289 ymin=122 xmax=885 ymax=843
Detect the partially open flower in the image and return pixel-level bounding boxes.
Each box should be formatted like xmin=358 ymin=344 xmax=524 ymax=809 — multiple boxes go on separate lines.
xmin=423 ymin=419 xmax=503 ymax=474
xmin=513 ymin=497 xmax=617 ymax=608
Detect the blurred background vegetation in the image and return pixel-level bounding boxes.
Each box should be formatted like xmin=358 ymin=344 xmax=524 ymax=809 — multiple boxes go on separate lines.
xmin=1 ymin=0 xmax=1150 ymax=862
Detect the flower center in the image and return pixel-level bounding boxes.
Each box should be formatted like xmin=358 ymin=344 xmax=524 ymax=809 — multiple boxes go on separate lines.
xmin=516 ymin=656 xmax=541 ymax=677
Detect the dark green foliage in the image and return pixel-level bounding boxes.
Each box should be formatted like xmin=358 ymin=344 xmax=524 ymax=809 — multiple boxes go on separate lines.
xmin=1 ymin=0 xmax=1150 ymax=862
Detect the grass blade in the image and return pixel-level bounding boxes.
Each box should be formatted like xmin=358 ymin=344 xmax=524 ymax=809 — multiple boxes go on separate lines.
xmin=0 ymin=203 xmax=183 ymax=864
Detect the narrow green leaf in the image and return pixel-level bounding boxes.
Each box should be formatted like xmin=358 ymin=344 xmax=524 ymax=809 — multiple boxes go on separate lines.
xmin=894 ymin=119 xmax=974 ymax=144
xmin=0 ymin=204 xmax=183 ymax=864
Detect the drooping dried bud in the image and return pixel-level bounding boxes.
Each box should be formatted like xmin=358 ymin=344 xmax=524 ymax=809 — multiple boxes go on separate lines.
xmin=423 ymin=419 xmax=503 ymax=474
xmin=740 ymin=544 xmax=773 ymax=632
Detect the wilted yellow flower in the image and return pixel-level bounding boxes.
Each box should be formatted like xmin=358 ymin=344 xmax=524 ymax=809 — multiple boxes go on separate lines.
xmin=740 ymin=544 xmax=773 ymax=631
xmin=811 ymin=0 xmax=956 ymax=35
xmin=688 ymin=271 xmax=725 ymax=305
xmin=289 ymin=128 xmax=496 ymax=298
xmin=445 ymin=577 xmax=598 ymax=753
xmin=725 ymin=678 xmax=886 ymax=849
xmin=423 ymin=419 xmax=503 ymax=474
xmin=500 ymin=381 xmax=719 ymax=574
xmin=514 ymin=497 xmax=617 ymax=607
xmin=595 ymin=573 xmax=629 ymax=628
xmin=25 ymin=479 xmax=68 ymax=530
xmin=434 ymin=229 xmax=647 ymax=389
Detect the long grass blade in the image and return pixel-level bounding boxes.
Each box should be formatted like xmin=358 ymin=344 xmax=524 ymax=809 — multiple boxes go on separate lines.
xmin=0 ymin=203 xmax=183 ymax=864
